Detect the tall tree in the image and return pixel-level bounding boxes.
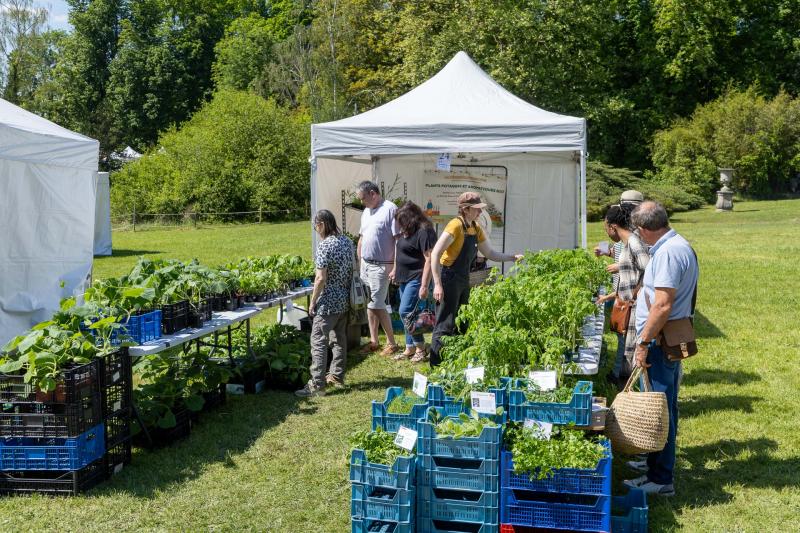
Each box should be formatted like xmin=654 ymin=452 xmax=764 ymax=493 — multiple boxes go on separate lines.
xmin=0 ymin=0 xmax=47 ymax=103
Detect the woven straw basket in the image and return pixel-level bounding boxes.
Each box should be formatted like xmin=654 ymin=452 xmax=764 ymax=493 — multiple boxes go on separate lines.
xmin=605 ymin=367 xmax=669 ymax=455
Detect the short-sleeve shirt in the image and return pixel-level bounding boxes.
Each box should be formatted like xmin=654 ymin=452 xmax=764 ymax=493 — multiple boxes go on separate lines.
xmin=440 ymin=217 xmax=486 ymax=267
xmin=635 ymin=229 xmax=699 ymax=335
xmin=314 ymin=234 xmax=354 ymax=315
xmin=395 ymin=226 xmax=437 ymax=283
xmin=360 ymin=200 xmax=399 ymax=263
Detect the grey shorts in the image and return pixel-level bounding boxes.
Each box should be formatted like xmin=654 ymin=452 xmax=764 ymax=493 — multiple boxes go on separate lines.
xmin=360 ymin=261 xmax=390 ymax=310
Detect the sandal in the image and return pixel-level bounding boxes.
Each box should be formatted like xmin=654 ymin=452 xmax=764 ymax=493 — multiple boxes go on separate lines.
xmin=380 ymin=344 xmax=400 ymax=356
xmin=410 ymin=347 xmax=428 ymax=363
xmin=393 ymin=347 xmax=415 ymax=361
xmin=359 ymin=342 xmax=380 ymax=355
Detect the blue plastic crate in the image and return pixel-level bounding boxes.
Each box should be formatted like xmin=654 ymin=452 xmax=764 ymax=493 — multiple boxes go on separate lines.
xmin=350 ymin=449 xmax=416 ymax=491
xmin=372 ymin=387 xmax=430 ymax=433
xmin=500 ymin=487 xmax=610 ymax=532
xmin=508 ymin=381 xmax=593 ymax=425
xmin=417 ymin=454 xmax=499 ymax=492
xmin=500 ymin=439 xmax=611 ymax=496
xmin=427 ymin=381 xmax=509 ymax=419
xmin=0 ymin=423 xmax=105 ymax=471
xmin=611 ymin=488 xmax=648 ymax=533
xmin=417 ymin=485 xmax=499 ymax=526
xmin=416 ymin=519 xmax=498 ymax=533
xmin=417 ymin=407 xmax=502 ymax=461
xmin=352 ymin=483 xmax=415 ymax=523
xmin=352 ymin=517 xmax=413 ymax=533
xmin=124 ymin=310 xmax=162 ymax=344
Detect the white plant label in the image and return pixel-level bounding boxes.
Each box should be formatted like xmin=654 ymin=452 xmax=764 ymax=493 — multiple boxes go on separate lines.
xmin=437 ymin=153 xmax=451 ymax=171
xmin=412 ymin=372 xmax=428 ymax=398
xmin=470 ymin=392 xmax=496 ymax=414
xmin=112 ymin=371 xmax=120 ymax=383
xmin=523 ymin=419 xmax=553 ymax=440
xmin=394 ymin=426 xmax=418 ymax=451
xmin=464 ymin=366 xmax=485 ymax=384
xmin=528 ymin=370 xmax=557 ymax=391
xmin=598 ymin=240 xmax=609 ymax=254
xmin=286 ymin=299 xmax=294 ymax=311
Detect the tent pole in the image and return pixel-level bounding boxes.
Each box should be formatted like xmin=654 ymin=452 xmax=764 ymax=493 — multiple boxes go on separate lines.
xmin=580 ymin=149 xmax=587 ymax=249
xmin=310 ymin=156 xmax=318 ymax=253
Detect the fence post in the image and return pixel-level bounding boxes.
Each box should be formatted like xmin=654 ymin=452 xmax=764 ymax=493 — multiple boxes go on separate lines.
xmin=258 ymin=206 xmax=262 ymax=224
xmin=132 ymin=206 xmax=136 ymax=232
xmin=193 ymin=211 xmax=198 ymax=228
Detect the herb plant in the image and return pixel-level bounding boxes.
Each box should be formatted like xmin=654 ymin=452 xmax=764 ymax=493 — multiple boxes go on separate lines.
xmin=349 ymin=427 xmax=412 ymax=466
xmin=387 ymin=390 xmax=426 ymax=414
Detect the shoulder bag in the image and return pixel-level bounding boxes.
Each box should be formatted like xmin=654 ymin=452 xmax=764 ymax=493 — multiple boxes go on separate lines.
xmin=401 ymin=298 xmax=436 ymax=335
xmin=348 ymin=249 xmax=370 ymax=325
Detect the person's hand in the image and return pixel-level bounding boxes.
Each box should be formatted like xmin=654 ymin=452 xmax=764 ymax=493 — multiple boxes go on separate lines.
xmin=606 ymin=263 xmax=619 ymax=274
xmin=513 ymin=254 xmax=524 ymax=262
xmin=433 ymin=283 xmax=444 ymax=302
xmin=419 ymin=285 xmax=429 ymax=299
xmin=593 ymin=246 xmax=602 ymax=257
xmin=388 ymin=268 xmax=396 ymax=283
xmin=596 ymin=293 xmax=614 ymax=304
xmin=634 ymin=343 xmax=651 ymax=368
xmin=309 ymin=300 xmax=317 ymax=317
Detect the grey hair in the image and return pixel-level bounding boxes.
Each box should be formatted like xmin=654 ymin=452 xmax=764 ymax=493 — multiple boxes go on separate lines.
xmin=356 ymin=180 xmax=380 ymax=196
xmin=631 ymin=200 xmax=670 ymax=231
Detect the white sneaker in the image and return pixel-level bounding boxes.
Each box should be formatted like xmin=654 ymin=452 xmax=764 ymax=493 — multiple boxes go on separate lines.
xmin=626 ymin=459 xmax=649 ymax=473
xmin=623 ymin=474 xmax=675 ymax=496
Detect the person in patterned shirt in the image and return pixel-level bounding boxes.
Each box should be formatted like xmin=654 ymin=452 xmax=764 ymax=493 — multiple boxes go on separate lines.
xmin=296 ymin=210 xmax=354 ymax=398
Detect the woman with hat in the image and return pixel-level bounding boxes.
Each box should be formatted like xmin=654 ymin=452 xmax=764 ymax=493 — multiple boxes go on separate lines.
xmin=429 ymin=192 xmax=524 ymax=366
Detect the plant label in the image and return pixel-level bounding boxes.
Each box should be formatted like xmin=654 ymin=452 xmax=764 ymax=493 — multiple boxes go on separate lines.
xmin=598 ymin=240 xmax=609 ymax=254
xmin=524 ymin=419 xmax=553 ymax=440
xmin=470 ymin=391 xmax=496 ymax=414
xmin=113 ymin=371 xmax=120 ymax=383
xmin=437 ymin=153 xmax=451 ymax=171
xmin=528 ymin=370 xmax=557 ymax=391
xmin=394 ymin=426 xmax=417 ymax=451
xmin=286 ymin=299 xmax=294 ymax=312
xmin=464 ymin=366 xmax=485 ymax=384
xmin=412 ymin=372 xmax=428 ymax=397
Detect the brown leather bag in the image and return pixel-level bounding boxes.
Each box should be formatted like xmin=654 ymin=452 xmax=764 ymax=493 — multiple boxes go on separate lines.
xmin=659 ymin=317 xmax=697 ymax=361
xmin=609 ymin=298 xmax=633 ymax=335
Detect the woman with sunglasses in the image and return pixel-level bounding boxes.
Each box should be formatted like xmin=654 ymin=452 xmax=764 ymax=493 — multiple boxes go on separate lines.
xmin=429 ymin=192 xmax=524 ymax=367
xmin=295 ymin=210 xmax=354 ymax=397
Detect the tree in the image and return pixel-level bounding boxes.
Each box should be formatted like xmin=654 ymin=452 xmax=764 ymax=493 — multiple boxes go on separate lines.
xmin=0 ymin=0 xmax=47 ymax=103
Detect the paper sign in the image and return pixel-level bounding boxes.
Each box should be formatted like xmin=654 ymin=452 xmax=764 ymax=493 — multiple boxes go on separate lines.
xmin=598 ymin=240 xmax=609 ymax=254
xmin=394 ymin=426 xmax=418 ymax=451
xmin=436 ymin=153 xmax=451 ymax=171
xmin=412 ymin=372 xmax=428 ymax=398
xmin=528 ymin=370 xmax=557 ymax=391
xmin=523 ymin=419 xmax=553 ymax=440
xmin=464 ymin=366 xmax=485 ymax=384
xmin=470 ymin=392 xmax=497 ymax=414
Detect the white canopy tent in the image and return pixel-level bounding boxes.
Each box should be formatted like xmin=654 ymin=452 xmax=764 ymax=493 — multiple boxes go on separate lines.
xmin=0 ymin=98 xmax=100 ymax=345
xmin=310 ymin=52 xmax=587 ymax=266
xmin=94 ymin=171 xmax=112 ymax=256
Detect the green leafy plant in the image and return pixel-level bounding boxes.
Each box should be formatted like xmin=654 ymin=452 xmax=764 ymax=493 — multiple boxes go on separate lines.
xmin=348 ymin=427 xmax=411 ymax=466
xmin=429 ymin=409 xmax=499 ymax=439
xmin=387 ymin=390 xmax=426 ymax=414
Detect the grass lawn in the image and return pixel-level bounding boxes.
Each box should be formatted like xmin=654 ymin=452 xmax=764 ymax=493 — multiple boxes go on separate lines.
xmin=0 ymin=200 xmax=798 ymax=532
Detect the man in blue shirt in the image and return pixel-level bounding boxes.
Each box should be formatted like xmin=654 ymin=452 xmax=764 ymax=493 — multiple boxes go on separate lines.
xmin=624 ymin=201 xmax=699 ymax=497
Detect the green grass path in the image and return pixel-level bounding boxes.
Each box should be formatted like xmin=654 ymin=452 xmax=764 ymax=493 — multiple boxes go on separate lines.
xmin=0 ymin=200 xmax=798 ymax=531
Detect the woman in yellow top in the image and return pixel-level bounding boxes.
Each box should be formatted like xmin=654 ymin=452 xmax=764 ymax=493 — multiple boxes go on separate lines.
xmin=429 ymin=192 xmax=524 ymax=366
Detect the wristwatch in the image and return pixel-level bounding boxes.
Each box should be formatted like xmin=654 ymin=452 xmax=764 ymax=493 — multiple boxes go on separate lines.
xmin=636 ymin=335 xmax=650 ymax=346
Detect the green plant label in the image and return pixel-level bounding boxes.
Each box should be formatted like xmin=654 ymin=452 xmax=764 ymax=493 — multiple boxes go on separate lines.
xmin=412 ymin=372 xmax=427 ymax=397
xmin=470 ymin=391 xmax=496 ymax=414
xmin=529 ymin=370 xmax=557 ymax=391
xmin=393 ymin=426 xmax=417 ymax=451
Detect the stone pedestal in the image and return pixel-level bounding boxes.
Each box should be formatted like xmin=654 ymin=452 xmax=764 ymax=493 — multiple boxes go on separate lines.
xmin=716 ymin=187 xmax=733 ymax=211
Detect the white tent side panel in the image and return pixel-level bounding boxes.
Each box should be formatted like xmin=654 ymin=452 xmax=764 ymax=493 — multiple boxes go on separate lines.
xmin=313 ymin=156 xmax=373 ymax=241
xmin=94 ymin=172 xmax=113 ymax=256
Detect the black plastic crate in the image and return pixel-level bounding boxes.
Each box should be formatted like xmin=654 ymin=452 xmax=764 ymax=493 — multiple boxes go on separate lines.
xmin=160 ymin=300 xmax=189 ymax=334
xmin=132 ymin=404 xmax=192 ymax=448
xmin=104 ymin=410 xmax=132 ymax=448
xmin=0 ymin=458 xmax=106 ymax=496
xmin=102 ymin=381 xmax=132 ymax=419
xmin=101 ymin=348 xmax=131 ymax=387
xmin=0 ymin=393 xmax=103 ymax=439
xmin=202 ymin=384 xmax=227 ymax=412
xmin=104 ymin=438 xmax=132 ymax=478
xmin=209 ymin=293 xmax=228 ymax=312
xmin=0 ymin=358 xmax=101 ymax=405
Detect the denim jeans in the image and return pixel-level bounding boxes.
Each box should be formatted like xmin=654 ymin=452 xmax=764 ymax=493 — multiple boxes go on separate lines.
xmin=398 ymin=278 xmax=424 ymax=346
xmin=612 ymin=332 xmax=625 ymax=378
xmin=643 ymin=342 xmax=681 ymax=485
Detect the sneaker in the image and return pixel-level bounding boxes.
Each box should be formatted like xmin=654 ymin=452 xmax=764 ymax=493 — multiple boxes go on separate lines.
xmin=626 ymin=459 xmax=649 ymax=473
xmin=326 ymin=375 xmax=345 ymax=388
xmin=623 ymin=474 xmax=675 ymax=496
xmin=380 ymin=344 xmax=400 ymax=356
xmin=294 ymin=382 xmax=326 ymax=398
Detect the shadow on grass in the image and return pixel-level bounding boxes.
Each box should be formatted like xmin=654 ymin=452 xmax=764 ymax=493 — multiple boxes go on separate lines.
xmin=100 ymin=391 xmax=308 ymax=498
xmin=680 ymin=394 xmax=760 ymax=419
xmin=110 ymin=248 xmax=162 ymax=257
xmin=682 ymin=369 xmax=761 ymax=386
xmin=694 ymin=310 xmax=724 ymax=339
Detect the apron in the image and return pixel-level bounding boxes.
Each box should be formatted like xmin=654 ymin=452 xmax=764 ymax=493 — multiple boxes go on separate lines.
xmin=444 ymin=217 xmax=479 ymax=280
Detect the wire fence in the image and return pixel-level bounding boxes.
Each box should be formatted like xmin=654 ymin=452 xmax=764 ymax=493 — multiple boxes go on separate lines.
xmin=111 ymin=206 xmax=310 ymax=232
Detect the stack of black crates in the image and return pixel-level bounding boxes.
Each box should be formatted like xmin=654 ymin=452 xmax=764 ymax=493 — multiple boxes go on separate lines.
xmin=0 ymin=349 xmax=132 ymax=495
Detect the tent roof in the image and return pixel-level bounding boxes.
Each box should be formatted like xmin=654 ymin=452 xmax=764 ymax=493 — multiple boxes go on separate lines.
xmin=0 ymin=98 xmax=99 ymax=170
xmin=312 ymin=51 xmax=586 ymax=156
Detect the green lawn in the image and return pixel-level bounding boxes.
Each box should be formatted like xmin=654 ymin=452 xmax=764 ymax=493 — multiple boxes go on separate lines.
xmin=1 ymin=200 xmax=798 ymax=532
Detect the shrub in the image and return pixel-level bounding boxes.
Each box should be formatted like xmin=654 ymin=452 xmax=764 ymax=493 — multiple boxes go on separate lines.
xmin=111 ymin=90 xmax=310 ymax=220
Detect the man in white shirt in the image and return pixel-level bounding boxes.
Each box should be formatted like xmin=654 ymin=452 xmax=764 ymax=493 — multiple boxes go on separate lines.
xmin=356 ymin=181 xmax=401 ymax=355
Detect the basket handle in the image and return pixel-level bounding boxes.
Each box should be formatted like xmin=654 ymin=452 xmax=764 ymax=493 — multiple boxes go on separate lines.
xmin=621 ymin=366 xmax=652 ymax=393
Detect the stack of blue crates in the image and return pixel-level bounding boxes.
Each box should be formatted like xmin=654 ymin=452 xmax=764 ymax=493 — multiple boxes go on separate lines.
xmin=500 ymin=435 xmax=612 ymax=532
xmin=350 ymin=449 xmax=416 ymax=533
xmin=416 ymin=406 xmax=501 ymax=533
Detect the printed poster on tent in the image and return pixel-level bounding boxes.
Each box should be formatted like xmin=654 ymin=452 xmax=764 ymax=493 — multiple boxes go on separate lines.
xmin=422 ymin=167 xmax=507 ymax=253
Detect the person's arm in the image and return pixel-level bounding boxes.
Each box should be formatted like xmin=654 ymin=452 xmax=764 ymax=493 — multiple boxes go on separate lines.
xmin=309 ymin=267 xmax=328 ymax=316
xmin=477 ymin=240 xmax=523 ymax=263
xmin=357 ymin=237 xmax=362 ymax=262
xmin=431 ymin=232 xmax=454 ymax=302
xmin=420 ymin=249 xmax=432 ymax=299
xmin=634 ymin=287 xmax=675 ymax=367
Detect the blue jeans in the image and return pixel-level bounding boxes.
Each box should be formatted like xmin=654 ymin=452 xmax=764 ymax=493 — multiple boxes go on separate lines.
xmin=643 ymin=342 xmax=681 ymax=485
xmin=398 ymin=279 xmax=424 ymax=346
xmin=612 ymin=332 xmax=625 ymax=378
